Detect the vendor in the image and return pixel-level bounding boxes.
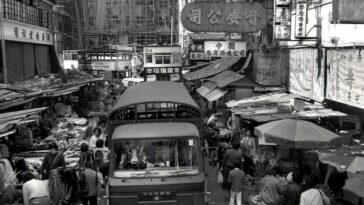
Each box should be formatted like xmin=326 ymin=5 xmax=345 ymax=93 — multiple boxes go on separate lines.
xmin=89 ymin=128 xmax=104 ymax=149
xmin=39 ymin=142 xmax=65 ymax=180
xmin=39 ymin=112 xmax=52 ymax=139
xmin=257 ymin=167 xmax=285 ymax=205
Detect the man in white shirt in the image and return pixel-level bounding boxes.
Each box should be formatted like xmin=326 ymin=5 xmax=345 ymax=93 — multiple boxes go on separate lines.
xmin=89 ymin=127 xmax=104 ymax=149
xmin=22 ymin=173 xmax=49 ymax=205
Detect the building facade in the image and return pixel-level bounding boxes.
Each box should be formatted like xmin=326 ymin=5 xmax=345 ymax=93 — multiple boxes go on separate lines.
xmin=77 ymin=0 xmax=179 ymax=49
xmin=0 ymin=0 xmax=61 ymax=83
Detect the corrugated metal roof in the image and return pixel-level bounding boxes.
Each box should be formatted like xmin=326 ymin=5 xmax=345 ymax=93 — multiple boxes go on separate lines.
xmin=196 ymin=82 xmax=216 ymax=97
xmin=207 ymin=70 xmax=244 ymax=88
xmin=184 ymin=57 xmax=241 ymax=81
xmin=205 ymin=88 xmax=226 ymax=102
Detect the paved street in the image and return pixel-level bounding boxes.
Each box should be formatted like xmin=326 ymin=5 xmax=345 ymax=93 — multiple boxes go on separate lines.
xmin=205 ymin=158 xmax=230 ymax=205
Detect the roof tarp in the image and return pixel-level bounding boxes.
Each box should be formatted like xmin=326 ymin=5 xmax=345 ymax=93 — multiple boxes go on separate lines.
xmin=229 ymin=77 xmax=260 ymax=88
xmin=110 ymin=81 xmax=199 ymax=114
xmin=112 ymin=122 xmax=200 ymax=140
xmin=184 ymin=57 xmax=241 ymax=81
xmin=196 ymin=82 xmax=216 ymax=97
xmin=207 ymin=70 xmax=244 ymax=88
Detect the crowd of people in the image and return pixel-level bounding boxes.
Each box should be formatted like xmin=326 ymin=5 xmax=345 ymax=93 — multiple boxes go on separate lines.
xmin=204 ymin=111 xmax=348 ymax=205
xmin=0 ymin=126 xmax=110 ymax=205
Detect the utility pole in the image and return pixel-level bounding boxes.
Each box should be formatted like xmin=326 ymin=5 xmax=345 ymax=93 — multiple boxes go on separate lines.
xmin=171 ymin=15 xmax=173 ymax=45
xmin=0 ymin=0 xmax=7 ymax=84
xmin=74 ymin=0 xmax=83 ymax=50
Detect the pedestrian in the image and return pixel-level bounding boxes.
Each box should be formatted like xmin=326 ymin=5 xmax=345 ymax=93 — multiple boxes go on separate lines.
xmin=282 ymin=171 xmax=303 ymax=205
xmin=14 ymin=157 xmax=31 ymax=183
xmin=22 ymin=172 xmax=50 ymax=205
xmin=79 ymin=143 xmax=96 ymax=171
xmin=89 ymin=128 xmax=104 ymax=149
xmin=299 ymin=177 xmax=331 ymax=205
xmin=258 ymin=166 xmax=285 ymax=205
xmin=40 ymin=142 xmax=65 ymax=179
xmin=221 ymin=142 xmax=242 ymax=191
xmin=59 ymin=167 xmax=80 ymax=205
xmin=93 ymin=139 xmax=110 ymax=178
xmin=79 ymin=155 xmax=104 ymax=205
xmin=228 ymin=164 xmax=245 ymax=205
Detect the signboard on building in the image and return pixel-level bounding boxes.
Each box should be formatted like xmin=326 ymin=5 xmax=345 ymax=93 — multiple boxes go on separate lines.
xmin=253 ymin=51 xmax=289 ymax=86
xmin=295 ymin=2 xmax=307 ymax=38
xmin=4 ymin=20 xmax=53 ymax=45
xmin=327 ymin=49 xmax=364 ymax=108
xmin=190 ymin=52 xmax=211 ymax=60
xmin=274 ymin=0 xmax=291 ymax=40
xmin=204 ymin=41 xmax=246 ymax=58
xmin=181 ymin=2 xmax=267 ymax=33
xmin=91 ymin=61 xmax=115 ymax=71
xmin=289 ymin=48 xmax=325 ymax=102
xmin=333 ymin=0 xmax=364 ymax=24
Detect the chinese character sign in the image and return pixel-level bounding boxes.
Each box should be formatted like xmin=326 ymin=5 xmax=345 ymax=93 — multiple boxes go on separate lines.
xmin=181 ymin=2 xmax=267 ymax=33
xmin=327 ymin=50 xmax=364 ymax=109
xmin=204 ymin=41 xmax=246 ymax=58
xmin=295 ymin=2 xmax=307 ymax=38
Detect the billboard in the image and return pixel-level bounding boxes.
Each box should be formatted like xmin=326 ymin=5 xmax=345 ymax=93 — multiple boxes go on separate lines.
xmin=181 ymin=2 xmax=267 ymax=33
xmin=204 ymin=41 xmax=246 ymax=58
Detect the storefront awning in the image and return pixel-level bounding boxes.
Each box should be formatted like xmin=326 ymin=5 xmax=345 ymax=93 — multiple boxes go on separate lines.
xmin=184 ymin=57 xmax=241 ymax=81
xmin=207 ymin=70 xmax=244 ymax=88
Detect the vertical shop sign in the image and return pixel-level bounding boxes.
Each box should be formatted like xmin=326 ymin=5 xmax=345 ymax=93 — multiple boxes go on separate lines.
xmin=295 ymin=2 xmax=307 ymax=38
xmin=327 ymin=50 xmax=364 ymax=108
xmin=274 ymin=0 xmax=291 ymax=40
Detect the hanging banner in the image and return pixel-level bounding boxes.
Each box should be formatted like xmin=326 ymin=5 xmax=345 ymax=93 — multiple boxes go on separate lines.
xmin=181 ymin=2 xmax=267 ymax=33
xmin=289 ymin=48 xmax=325 ymax=102
xmin=253 ymin=51 xmax=289 ymax=86
xmin=327 ymin=50 xmax=364 ymax=108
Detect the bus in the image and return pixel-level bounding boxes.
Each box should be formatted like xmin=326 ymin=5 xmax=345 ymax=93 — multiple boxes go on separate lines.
xmin=106 ymin=81 xmax=206 ymax=205
xmin=62 ymin=50 xmax=79 ymax=69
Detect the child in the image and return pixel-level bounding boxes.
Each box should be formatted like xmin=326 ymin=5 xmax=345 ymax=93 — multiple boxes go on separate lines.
xmin=228 ymin=164 xmax=245 ymax=205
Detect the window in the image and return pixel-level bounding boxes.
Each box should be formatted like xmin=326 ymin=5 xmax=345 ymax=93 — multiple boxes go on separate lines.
xmin=91 ymin=53 xmax=97 ymax=60
xmin=155 ymin=54 xmax=171 ymax=64
xmin=111 ymin=52 xmax=118 ymax=60
xmin=105 ymin=53 xmax=111 ymax=60
xmin=98 ymin=53 xmax=105 ymax=60
xmin=112 ymin=138 xmax=200 ymax=178
xmin=72 ymin=53 xmax=78 ymax=60
xmin=145 ymin=54 xmax=153 ymax=63
xmin=123 ymin=54 xmax=130 ymax=60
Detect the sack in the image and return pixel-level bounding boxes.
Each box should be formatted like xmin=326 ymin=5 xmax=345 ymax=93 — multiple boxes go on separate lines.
xmin=217 ymin=172 xmax=223 ymax=184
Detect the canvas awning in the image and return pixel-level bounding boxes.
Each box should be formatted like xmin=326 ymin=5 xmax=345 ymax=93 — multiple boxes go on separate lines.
xmin=207 ymin=70 xmax=244 ymax=88
xmin=184 ymin=57 xmax=241 ymax=81
xmin=112 ymin=122 xmax=200 ymax=140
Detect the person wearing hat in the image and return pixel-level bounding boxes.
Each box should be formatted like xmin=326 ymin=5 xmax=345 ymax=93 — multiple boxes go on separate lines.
xmin=39 ymin=142 xmax=65 ymax=180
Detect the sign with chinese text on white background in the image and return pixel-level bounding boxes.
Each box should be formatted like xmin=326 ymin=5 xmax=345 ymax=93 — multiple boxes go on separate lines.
xmin=327 ymin=50 xmax=364 ymax=109
xmin=204 ymin=41 xmax=246 ymax=58
xmin=274 ymin=0 xmax=291 ymax=40
xmin=253 ymin=51 xmax=289 ymax=86
xmin=181 ymin=2 xmax=267 ymax=33
xmin=91 ymin=61 xmax=115 ymax=71
xmin=190 ymin=52 xmax=211 ymax=60
xmin=289 ymin=48 xmax=325 ymax=102
xmin=3 ymin=20 xmax=53 ymax=45
xmin=295 ymin=2 xmax=307 ymax=38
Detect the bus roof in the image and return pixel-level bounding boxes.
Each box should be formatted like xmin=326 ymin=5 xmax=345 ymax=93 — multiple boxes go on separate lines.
xmin=109 ymin=81 xmax=199 ymax=116
xmin=111 ymin=122 xmax=199 ymax=140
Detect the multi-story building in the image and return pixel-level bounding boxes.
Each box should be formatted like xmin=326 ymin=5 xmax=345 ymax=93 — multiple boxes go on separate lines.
xmin=0 ymin=0 xmax=61 ymax=83
xmin=79 ymin=0 xmax=179 ymax=49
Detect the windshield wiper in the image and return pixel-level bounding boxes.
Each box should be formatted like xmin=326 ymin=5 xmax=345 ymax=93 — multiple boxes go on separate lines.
xmin=160 ymin=169 xmax=194 ymax=181
xmin=122 ymin=171 xmax=160 ymax=182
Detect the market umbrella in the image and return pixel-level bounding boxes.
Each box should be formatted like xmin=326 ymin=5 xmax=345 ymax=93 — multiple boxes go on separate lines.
xmin=343 ymin=172 xmax=364 ymax=205
xmin=315 ymin=145 xmax=364 ymax=177
xmin=254 ymin=119 xmax=341 ymax=149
